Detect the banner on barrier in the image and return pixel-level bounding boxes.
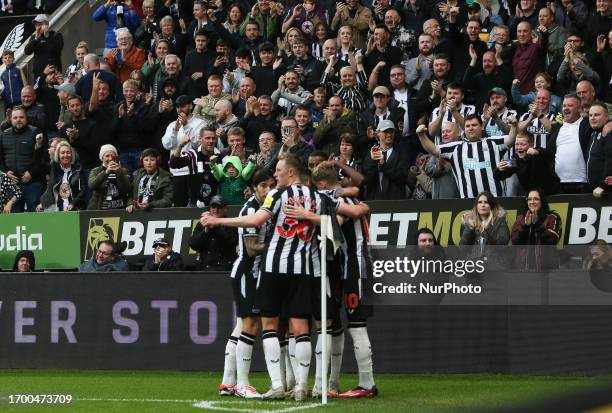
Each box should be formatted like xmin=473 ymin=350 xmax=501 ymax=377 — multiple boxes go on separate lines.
xmin=0 ymin=212 xmax=80 ymax=269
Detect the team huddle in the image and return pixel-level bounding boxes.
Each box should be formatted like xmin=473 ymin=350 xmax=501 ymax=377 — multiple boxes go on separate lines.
xmin=200 ymin=153 xmax=376 ymax=401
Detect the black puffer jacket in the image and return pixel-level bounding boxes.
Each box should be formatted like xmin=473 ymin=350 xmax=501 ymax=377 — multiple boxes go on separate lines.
xmin=13 ymin=250 xmax=36 ymax=272
xmin=0 ymin=125 xmax=45 ymax=181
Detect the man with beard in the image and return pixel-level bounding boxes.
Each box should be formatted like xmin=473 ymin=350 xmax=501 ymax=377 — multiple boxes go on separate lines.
xmin=240 ymin=95 xmax=280 ymax=150
xmin=156 ymin=54 xmax=195 ymax=99
xmin=414 ymin=53 xmax=453 ymax=119
xmin=314 ymin=95 xmax=358 ymax=156
xmin=463 ymin=47 xmax=512 ymax=110
xmin=212 ymin=99 xmax=241 ymax=150
xmin=405 ymin=33 xmax=434 ymax=93
xmin=272 ymin=70 xmax=313 ymax=118
xmin=364 ymin=25 xmax=402 ymax=89
xmin=162 ymin=94 xmax=206 ymax=206
xmin=193 ymin=75 xmax=232 ymax=124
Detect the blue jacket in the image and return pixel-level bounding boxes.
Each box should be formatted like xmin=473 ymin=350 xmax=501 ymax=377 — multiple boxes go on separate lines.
xmin=93 ymin=4 xmax=141 ymax=49
xmin=1 ymin=65 xmax=23 ymax=106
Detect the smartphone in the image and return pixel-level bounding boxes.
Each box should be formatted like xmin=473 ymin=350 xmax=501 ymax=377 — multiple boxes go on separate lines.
xmin=282 ymin=126 xmax=292 ymax=136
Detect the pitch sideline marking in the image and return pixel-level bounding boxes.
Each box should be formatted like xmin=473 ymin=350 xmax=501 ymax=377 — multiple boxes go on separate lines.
xmin=78 ymin=397 xmax=323 ymax=412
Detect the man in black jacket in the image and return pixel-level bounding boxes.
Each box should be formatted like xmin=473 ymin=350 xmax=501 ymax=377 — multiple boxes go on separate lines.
xmin=362 ymin=120 xmax=409 ymax=200
xmin=0 ymin=106 xmax=46 ymax=212
xmin=143 ymin=238 xmax=185 ymax=271
xmin=587 ymin=103 xmax=612 ymax=197
xmin=189 ymin=195 xmax=238 ymax=270
xmin=357 ymin=86 xmax=405 ymax=151
xmin=24 ymin=14 xmax=63 ymax=77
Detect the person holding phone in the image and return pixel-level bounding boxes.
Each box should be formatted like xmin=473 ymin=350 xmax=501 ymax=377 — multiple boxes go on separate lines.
xmin=87 ymin=144 xmax=132 ymax=210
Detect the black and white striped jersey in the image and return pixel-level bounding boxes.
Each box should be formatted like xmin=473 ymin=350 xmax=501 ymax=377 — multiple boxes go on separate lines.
xmin=519 ymin=112 xmax=557 ymax=148
xmin=230 ymin=195 xmax=261 ymax=279
xmin=439 ymin=136 xmax=508 ymax=198
xmin=260 ymin=184 xmax=337 ymax=276
xmin=483 ymin=108 xmax=518 ymax=137
xmin=430 ymin=103 xmax=476 ymax=134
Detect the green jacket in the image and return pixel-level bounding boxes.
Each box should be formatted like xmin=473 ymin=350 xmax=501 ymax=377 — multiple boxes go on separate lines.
xmin=129 ymin=167 xmax=173 ymax=209
xmin=239 ymin=13 xmax=280 ymax=42
xmin=211 ymin=156 xmax=256 ymax=205
xmin=87 ymin=166 xmax=132 ymax=210
xmin=313 ymin=108 xmax=358 ymax=156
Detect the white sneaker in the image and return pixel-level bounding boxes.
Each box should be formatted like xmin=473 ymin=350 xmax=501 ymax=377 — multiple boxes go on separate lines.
xmin=262 ymin=386 xmax=285 ymax=400
xmin=235 ymin=384 xmax=262 ymax=399
xmin=311 ymin=385 xmax=322 ymax=398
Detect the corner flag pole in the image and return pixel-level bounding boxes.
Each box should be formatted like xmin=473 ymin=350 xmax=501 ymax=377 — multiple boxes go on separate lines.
xmin=320 ymin=214 xmax=329 ymax=405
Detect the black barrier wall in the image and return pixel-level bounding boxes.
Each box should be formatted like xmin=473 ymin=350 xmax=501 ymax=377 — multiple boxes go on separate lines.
xmin=2 ymin=272 xmax=612 ymax=374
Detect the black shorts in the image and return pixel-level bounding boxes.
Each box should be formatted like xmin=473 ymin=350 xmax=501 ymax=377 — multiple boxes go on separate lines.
xmin=256 ymin=272 xmax=312 ymax=319
xmin=312 ymin=258 xmax=342 ymax=321
xmin=232 ymin=264 xmax=259 ymax=318
xmin=342 ymin=273 xmax=373 ymax=322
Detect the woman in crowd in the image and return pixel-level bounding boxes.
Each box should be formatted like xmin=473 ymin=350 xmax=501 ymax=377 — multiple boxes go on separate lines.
xmin=332 ymin=132 xmax=362 ymax=187
xmin=37 ymin=141 xmax=86 ymax=212
xmin=223 ymin=3 xmax=243 ymax=44
xmin=0 ymin=170 xmax=22 ymax=214
xmin=311 ymin=22 xmax=329 ymax=61
xmin=460 ymin=191 xmax=510 ymax=263
xmin=280 ymin=27 xmax=303 ymax=63
xmin=88 ymin=144 xmax=131 ymax=210
xmin=511 ymin=188 xmax=562 ymax=271
xmin=337 ymin=25 xmax=361 ymax=64
xmin=585 ymin=240 xmax=612 ymax=274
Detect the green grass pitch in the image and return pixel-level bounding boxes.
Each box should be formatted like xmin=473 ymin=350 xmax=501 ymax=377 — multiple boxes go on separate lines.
xmin=0 ymin=370 xmax=604 ymax=412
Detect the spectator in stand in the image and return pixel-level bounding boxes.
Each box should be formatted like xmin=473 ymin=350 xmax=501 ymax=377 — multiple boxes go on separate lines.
xmin=169 ymin=126 xmax=220 ymax=208
xmin=282 ymin=0 xmax=329 ymax=45
xmin=585 ymin=240 xmax=612 ymax=274
xmin=314 ymin=95 xmax=358 ymax=156
xmin=126 ymin=148 xmax=172 ymax=211
xmin=239 ymin=0 xmax=283 ymax=43
xmin=134 ymin=0 xmax=159 ymax=51
xmin=65 ymin=41 xmax=89 ymax=83
xmin=405 ymin=33 xmax=434 ymax=93
xmin=255 ymin=131 xmax=280 ymax=171
xmin=27 ymin=0 xmax=61 ymax=14
xmin=272 ymin=70 xmax=313 ymax=118
xmin=113 ymin=79 xmax=149 ymax=175
xmin=294 ymin=105 xmax=315 ymax=146
xmin=249 ymin=42 xmax=282 ymax=97
xmin=158 ymin=15 xmax=186 ymax=59
xmin=210 ymin=151 xmax=256 ymax=205
xmin=0 ymin=106 xmax=45 ymax=212
xmin=538 ymin=6 xmax=567 ymax=69
xmin=184 ymin=30 xmax=216 ymax=98
xmin=336 ymin=25 xmax=361 ymax=63
xmin=142 ymin=238 xmax=184 ymax=271
xmin=509 ymin=0 xmax=539 ymax=36
xmin=511 ymin=188 xmax=562 ymax=271
xmin=384 ymin=8 xmax=417 ymax=66
xmin=494 ymin=130 xmax=561 ymax=195
xmin=463 ymin=46 xmax=513 ymax=110
xmin=364 ymin=24 xmax=403 ymax=89
xmin=0 ymin=0 xmax=25 ymax=15
xmin=222 ymin=48 xmax=252 ymax=94
xmin=0 ymin=170 xmax=21 ymax=213
xmin=511 ymin=73 xmax=562 ymax=114
xmin=13 ymin=249 xmax=36 ymax=272
xmin=358 ymin=85 xmax=405 ymax=150
xmin=331 ymin=0 xmax=371 ymax=50
xmin=482 ymin=88 xmax=517 ymax=137
xmin=424 ymin=122 xmax=460 ymax=199
xmin=188 ymin=194 xmax=238 ymax=271
xmin=592 ymin=30 xmax=612 ymax=103
xmin=447 ymin=17 xmax=488 ymax=85
xmin=414 ymin=53 xmax=453 ymax=119
xmin=141 ymin=39 xmax=169 ymax=101
xmin=33 ymin=64 xmax=61 ymax=135
xmin=88 ymin=144 xmax=131 ymax=210
xmin=54 ymin=82 xmax=75 ymax=130
xmin=459 ymin=191 xmax=510 ymax=265
xmin=362 ymin=120 xmax=409 ymax=200
xmin=232 ymin=76 xmax=257 ymax=119
xmin=76 ymin=53 xmax=123 ymax=104
xmin=24 ymin=14 xmax=63 ymax=78
xmin=193 ymin=74 xmax=231 ymax=124
xmin=556 ymin=48 xmax=600 ymax=94
xmin=417 ymin=114 xmax=518 ymax=198
xmin=510 ymin=22 xmax=548 ymax=96
xmin=330 ymin=132 xmax=364 ymax=187
xmin=162 ymin=94 xmax=206 ymax=206
xmin=428 ymin=82 xmax=476 ymax=139
xmin=583 ymin=0 xmax=612 ymax=50
xmin=240 ymin=95 xmax=280 ymax=150
xmin=79 ymin=240 xmax=129 ymax=272
xmin=106 ymin=28 xmax=146 ymax=83
xmin=2 ymin=86 xmax=47 ymax=133
xmin=156 ymin=54 xmax=194 ymax=99
xmin=322 ymin=60 xmax=368 ymax=113
xmin=286 ymin=38 xmax=325 ymax=92
xmin=587 ymin=102 xmax=612 ymax=197
xmin=576 ymin=80 xmax=612 ymax=119
xmin=93 ymin=0 xmax=141 ymax=55
xmin=37 ymin=140 xmax=85 ymax=212
xmin=517 ymin=89 xmax=557 ymax=148
xmin=212 ymin=99 xmax=241 ymax=150
xmin=549 ymin=94 xmax=591 ymax=193
xmin=550 ymin=0 xmax=588 ymax=34
xmin=0 ymin=51 xmax=24 ymax=109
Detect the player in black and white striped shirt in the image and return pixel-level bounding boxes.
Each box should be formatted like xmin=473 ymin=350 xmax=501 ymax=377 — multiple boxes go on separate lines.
xmin=228 ymin=169 xmax=276 ymax=399
xmin=418 ymin=114 xmax=518 ymax=198
xmin=201 ymin=153 xmax=369 ymax=402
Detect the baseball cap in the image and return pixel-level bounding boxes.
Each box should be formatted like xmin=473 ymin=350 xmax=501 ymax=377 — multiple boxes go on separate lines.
xmin=210 ymin=195 xmax=227 ymax=208
xmin=32 ymin=14 xmax=49 ymax=24
xmin=152 ymin=238 xmax=170 ymax=248
xmin=489 ymin=87 xmax=507 ymax=97
xmin=54 ymin=82 xmax=76 ymax=95
xmin=376 ymin=119 xmax=395 ymax=132
xmin=175 ymin=95 xmax=193 ymax=106
xmin=372 ymin=86 xmax=390 ymax=96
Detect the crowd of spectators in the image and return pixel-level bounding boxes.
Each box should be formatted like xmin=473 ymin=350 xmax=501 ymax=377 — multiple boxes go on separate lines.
xmin=0 ymin=0 xmax=610 ymax=213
